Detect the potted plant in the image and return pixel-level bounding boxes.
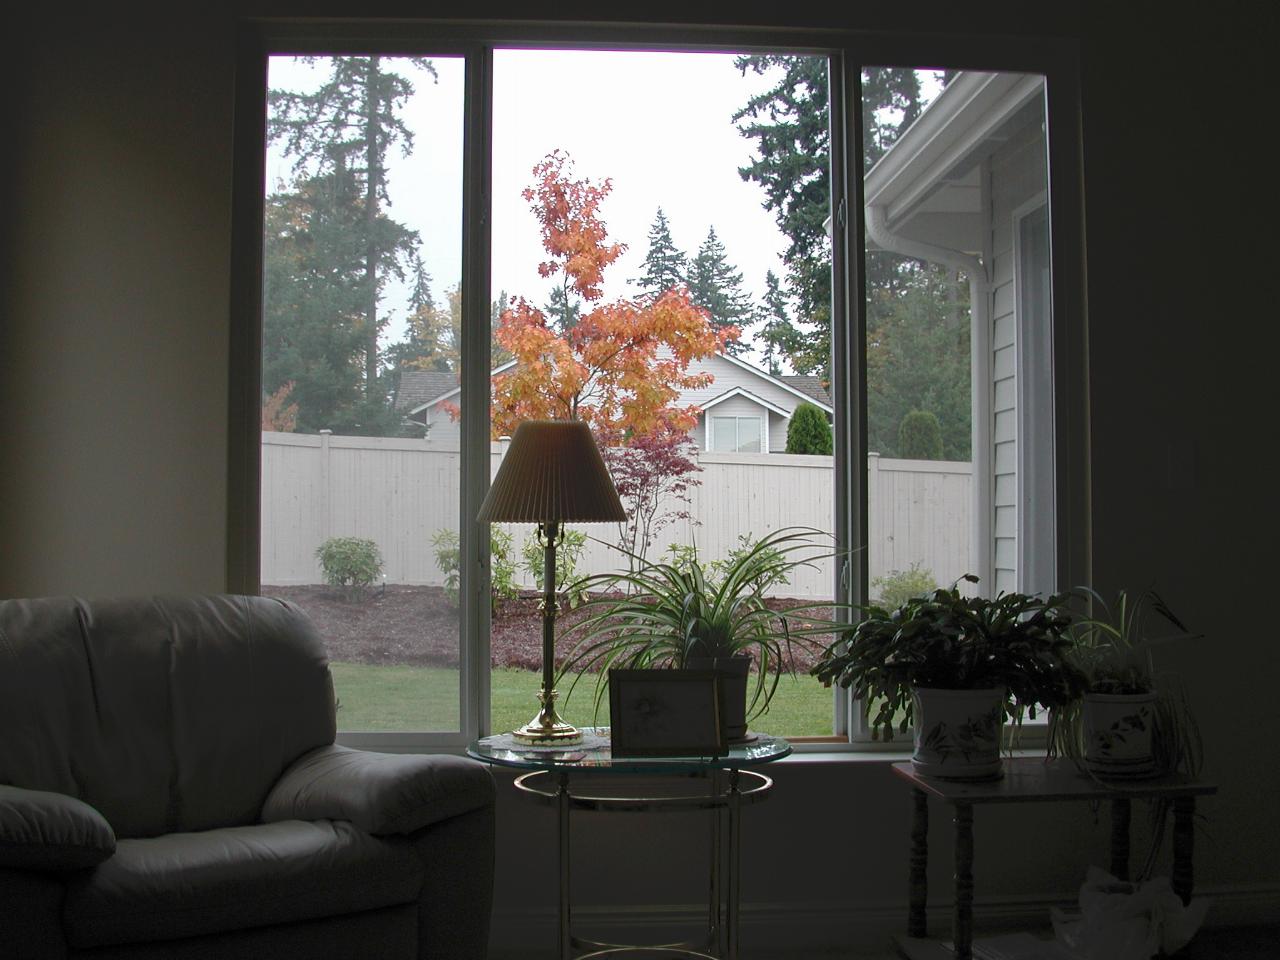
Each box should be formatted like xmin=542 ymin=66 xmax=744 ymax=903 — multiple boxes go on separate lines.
xmin=1049 ymin=587 xmax=1202 ymax=781
xmin=559 ymin=527 xmax=844 ymax=742
xmin=812 ymin=576 xmax=1086 ymax=780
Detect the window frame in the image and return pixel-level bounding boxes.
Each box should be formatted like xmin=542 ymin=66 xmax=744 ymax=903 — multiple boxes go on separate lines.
xmin=229 ymin=21 xmax=1088 ymax=753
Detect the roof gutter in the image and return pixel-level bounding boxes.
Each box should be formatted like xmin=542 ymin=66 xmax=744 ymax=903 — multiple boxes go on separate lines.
xmin=864 ymin=201 xmax=993 ymax=589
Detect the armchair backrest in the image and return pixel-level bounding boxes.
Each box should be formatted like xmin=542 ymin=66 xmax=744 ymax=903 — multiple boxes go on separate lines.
xmin=0 ymin=595 xmax=336 ymax=838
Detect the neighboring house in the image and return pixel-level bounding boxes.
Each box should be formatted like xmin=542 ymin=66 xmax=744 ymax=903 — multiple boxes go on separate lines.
xmin=395 ymin=354 xmax=833 ymax=453
xmin=863 ymin=70 xmax=1052 ymax=598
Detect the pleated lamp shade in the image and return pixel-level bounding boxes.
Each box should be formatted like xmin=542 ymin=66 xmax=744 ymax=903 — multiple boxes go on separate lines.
xmin=477 ymin=420 xmax=625 ymax=524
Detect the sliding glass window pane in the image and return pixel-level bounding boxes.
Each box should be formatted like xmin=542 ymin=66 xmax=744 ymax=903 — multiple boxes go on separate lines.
xmin=861 ymin=66 xmax=1053 ymax=609
xmin=260 ymin=55 xmax=465 ymax=732
xmin=489 ymin=49 xmax=837 ymax=738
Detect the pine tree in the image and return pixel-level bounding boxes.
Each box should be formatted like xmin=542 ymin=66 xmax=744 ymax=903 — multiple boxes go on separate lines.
xmin=268 ymin=55 xmax=435 ymax=423
xmin=687 ymin=226 xmax=752 ymax=353
xmin=634 ymin=207 xmax=687 ymax=302
xmin=757 ymin=270 xmax=799 ymax=376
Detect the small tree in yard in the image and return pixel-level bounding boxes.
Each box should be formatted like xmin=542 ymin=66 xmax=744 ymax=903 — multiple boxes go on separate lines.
xmin=316 ymin=536 xmax=383 ymax=601
xmin=898 ymin=409 xmax=944 ymax=460
xmin=598 ymin=419 xmax=701 ymax=569
xmin=786 ymin=402 xmax=833 ymax=455
xmin=489 ymin=151 xmax=734 ymax=441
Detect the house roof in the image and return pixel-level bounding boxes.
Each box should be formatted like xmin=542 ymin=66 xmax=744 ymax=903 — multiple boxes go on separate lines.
xmin=696 ymin=386 xmax=793 ymax=418
xmin=396 ymin=369 xmax=459 ymax=411
xmin=779 ymin=375 xmax=831 ymax=408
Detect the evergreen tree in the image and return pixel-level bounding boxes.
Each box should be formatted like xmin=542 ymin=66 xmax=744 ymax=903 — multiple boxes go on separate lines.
xmin=687 ymin=226 xmax=752 ymax=353
xmin=268 ymin=55 xmax=435 ymax=424
xmin=898 ymin=409 xmax=945 ymax=460
xmin=786 ymin=402 xmax=833 ymax=455
xmin=634 ymin=207 xmax=687 ymax=301
xmin=733 ymin=57 xmax=929 ymax=379
xmin=544 ymin=283 xmax=581 ymax=335
xmin=757 ymin=270 xmax=799 ymax=376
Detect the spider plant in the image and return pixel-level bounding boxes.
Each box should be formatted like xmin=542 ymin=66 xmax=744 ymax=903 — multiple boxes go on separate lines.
xmin=557 ymin=526 xmax=849 ymax=722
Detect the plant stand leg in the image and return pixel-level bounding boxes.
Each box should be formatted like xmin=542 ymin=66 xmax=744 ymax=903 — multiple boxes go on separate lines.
xmin=1172 ymin=797 xmax=1195 ymax=905
xmin=953 ymin=802 xmax=974 ymax=960
xmin=1110 ymin=797 xmax=1131 ymax=881
xmin=909 ymin=788 xmax=929 ymax=938
xmin=558 ymin=770 xmax=571 ymax=960
xmin=726 ymin=768 xmax=742 ymax=960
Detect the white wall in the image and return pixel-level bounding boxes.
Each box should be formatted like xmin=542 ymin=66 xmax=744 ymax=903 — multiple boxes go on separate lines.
xmin=3 ymin=7 xmax=1276 ymax=955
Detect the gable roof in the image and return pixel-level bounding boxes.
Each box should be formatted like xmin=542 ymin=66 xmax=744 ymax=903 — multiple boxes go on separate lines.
xmin=779 ymin=375 xmax=831 ymax=408
xmin=395 ymin=369 xmax=459 ymax=412
xmin=697 ymin=385 xmax=792 ymax=418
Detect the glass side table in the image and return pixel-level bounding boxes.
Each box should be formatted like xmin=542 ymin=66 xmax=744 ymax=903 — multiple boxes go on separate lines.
xmin=468 ymin=728 xmax=791 ymax=960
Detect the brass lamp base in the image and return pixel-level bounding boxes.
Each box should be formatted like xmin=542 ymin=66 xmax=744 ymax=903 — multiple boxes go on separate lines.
xmin=511 ymin=689 xmax=582 ymax=745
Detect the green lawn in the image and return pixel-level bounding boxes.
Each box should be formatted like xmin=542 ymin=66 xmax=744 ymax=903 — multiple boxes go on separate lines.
xmin=329 ymin=662 xmax=837 ymax=737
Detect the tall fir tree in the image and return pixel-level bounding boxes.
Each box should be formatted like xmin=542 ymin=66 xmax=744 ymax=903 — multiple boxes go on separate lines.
xmin=634 ymin=207 xmax=687 ymax=301
xmin=734 ymin=56 xmax=929 ymax=380
xmin=757 ymin=270 xmax=799 ymax=376
xmin=686 ymin=226 xmax=753 ymax=353
xmin=268 ymin=55 xmax=435 ymax=428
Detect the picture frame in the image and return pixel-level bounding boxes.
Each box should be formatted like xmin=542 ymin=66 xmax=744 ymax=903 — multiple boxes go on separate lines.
xmin=608 ymin=669 xmax=727 ymax=757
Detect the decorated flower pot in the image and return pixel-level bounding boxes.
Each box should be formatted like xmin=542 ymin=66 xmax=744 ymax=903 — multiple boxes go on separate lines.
xmin=1083 ymin=692 xmax=1158 ymax=778
xmin=687 ymin=654 xmax=751 ymax=743
xmin=911 ymin=686 xmax=1005 ymax=780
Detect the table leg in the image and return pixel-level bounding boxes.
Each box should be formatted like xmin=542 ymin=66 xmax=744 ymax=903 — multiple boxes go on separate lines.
xmin=1110 ymin=797 xmax=1131 ymax=881
xmin=1172 ymin=797 xmax=1195 ymax=905
xmin=710 ymin=769 xmax=723 ymax=955
xmin=558 ymin=770 xmax=571 ymax=960
xmin=726 ymin=768 xmax=742 ymax=960
xmin=953 ymin=802 xmax=974 ymax=960
xmin=909 ymin=788 xmax=928 ymax=938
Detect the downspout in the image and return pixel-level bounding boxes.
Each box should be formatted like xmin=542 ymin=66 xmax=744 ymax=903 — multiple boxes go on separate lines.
xmin=865 ymin=204 xmax=993 ymax=590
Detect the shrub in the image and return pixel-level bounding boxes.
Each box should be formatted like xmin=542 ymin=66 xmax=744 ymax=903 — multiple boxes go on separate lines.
xmin=871 ymin=562 xmax=938 ymax=610
xmin=433 ymin=528 xmax=518 ymax=610
xmin=897 ymin=409 xmax=944 ymax=460
xmin=521 ymin=529 xmax=588 ymax=607
xmin=785 ymin=402 xmax=833 ymax=455
xmin=315 ymin=537 xmax=383 ymax=600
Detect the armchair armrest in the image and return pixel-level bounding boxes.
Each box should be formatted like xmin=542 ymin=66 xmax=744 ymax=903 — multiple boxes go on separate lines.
xmin=0 ymin=784 xmax=116 ymax=872
xmin=261 ymin=744 xmax=494 ymax=836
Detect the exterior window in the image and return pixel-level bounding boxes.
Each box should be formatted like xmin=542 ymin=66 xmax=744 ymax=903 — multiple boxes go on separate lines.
xmin=243 ymin=34 xmax=1080 ymax=749
xmin=710 ymin=415 xmax=763 ymax=453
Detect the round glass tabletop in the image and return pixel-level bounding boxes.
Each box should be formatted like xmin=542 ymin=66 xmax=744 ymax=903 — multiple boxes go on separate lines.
xmin=467 ymin=727 xmax=792 ymax=774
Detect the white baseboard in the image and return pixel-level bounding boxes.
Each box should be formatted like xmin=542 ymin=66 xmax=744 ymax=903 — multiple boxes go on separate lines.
xmin=486 ymin=882 xmax=1280 ymax=959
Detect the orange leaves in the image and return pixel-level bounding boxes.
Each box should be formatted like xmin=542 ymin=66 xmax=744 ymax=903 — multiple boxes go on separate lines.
xmin=524 ymin=151 xmax=625 ymax=303
xmin=490 ymin=152 xmax=739 ymax=442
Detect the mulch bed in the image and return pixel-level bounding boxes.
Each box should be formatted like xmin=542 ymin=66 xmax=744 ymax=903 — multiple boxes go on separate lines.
xmin=263 ymin=584 xmax=836 ymax=673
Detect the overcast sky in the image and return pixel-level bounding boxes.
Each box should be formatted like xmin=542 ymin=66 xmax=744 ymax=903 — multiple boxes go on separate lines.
xmin=267 ymin=51 xmax=795 ymax=360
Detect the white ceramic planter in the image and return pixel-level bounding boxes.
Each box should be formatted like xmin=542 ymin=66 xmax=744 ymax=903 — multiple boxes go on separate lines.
xmin=1083 ymin=692 xmax=1158 ymax=778
xmin=911 ymin=686 xmax=1005 ymax=780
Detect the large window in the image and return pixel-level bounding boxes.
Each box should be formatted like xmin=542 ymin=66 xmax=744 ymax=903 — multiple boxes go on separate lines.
xmin=242 ymin=29 xmax=1082 ymax=750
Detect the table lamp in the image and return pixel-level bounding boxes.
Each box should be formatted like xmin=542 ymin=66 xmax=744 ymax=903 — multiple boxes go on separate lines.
xmin=477 ymin=419 xmax=625 ymax=743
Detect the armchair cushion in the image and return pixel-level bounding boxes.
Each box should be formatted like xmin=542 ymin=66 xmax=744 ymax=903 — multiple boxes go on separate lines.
xmin=261 ymin=745 xmax=494 ymax=836
xmin=0 ymin=785 xmax=116 ymax=872
xmin=63 ymin=819 xmax=422 ymax=950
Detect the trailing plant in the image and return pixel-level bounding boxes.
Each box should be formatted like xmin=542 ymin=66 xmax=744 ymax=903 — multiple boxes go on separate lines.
xmin=560 ymin=527 xmax=848 ymax=720
xmin=315 ymin=536 xmax=384 ymax=601
xmin=521 ymin=528 xmax=589 ymax=607
xmin=811 ymin=576 xmax=1087 ymax=742
xmin=871 ymin=562 xmax=938 ymax=610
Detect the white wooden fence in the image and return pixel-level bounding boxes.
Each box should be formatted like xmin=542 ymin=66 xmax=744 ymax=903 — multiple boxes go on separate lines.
xmin=261 ymin=433 xmax=972 ymax=598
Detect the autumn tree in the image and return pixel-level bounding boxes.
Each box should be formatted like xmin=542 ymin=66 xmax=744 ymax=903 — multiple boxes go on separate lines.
xmin=268 ymin=55 xmax=434 ymax=419
xmin=687 ymin=226 xmax=753 ymax=354
xmin=490 ymin=151 xmax=734 ymax=441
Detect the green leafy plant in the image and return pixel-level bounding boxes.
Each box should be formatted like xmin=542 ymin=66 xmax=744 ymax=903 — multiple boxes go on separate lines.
xmin=521 ymin=529 xmax=589 ymax=607
xmin=315 ymin=536 xmax=384 ymax=601
xmin=561 ymin=527 xmax=847 ymax=719
xmin=785 ymin=402 xmax=833 ymax=455
xmin=871 ymin=562 xmax=938 ymax=610
xmin=1049 ymin=587 xmax=1202 ymax=776
xmin=811 ymin=576 xmax=1086 ymax=741
xmin=432 ymin=528 xmax=519 ymax=610
xmin=898 ymin=409 xmax=944 ymax=460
